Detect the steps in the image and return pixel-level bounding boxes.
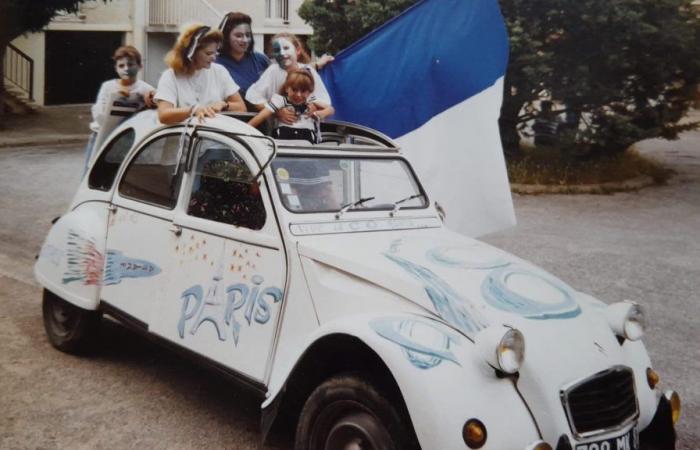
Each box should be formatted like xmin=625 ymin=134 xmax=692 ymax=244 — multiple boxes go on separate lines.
xmin=2 ymin=81 xmax=40 ymax=114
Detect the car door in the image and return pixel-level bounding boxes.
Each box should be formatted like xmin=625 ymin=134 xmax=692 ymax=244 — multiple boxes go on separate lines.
xmin=100 ymin=130 xmax=188 ymax=324
xmin=148 ymin=132 xmax=287 ymax=382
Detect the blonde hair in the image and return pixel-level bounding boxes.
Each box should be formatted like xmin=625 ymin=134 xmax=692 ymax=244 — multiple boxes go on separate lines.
xmin=165 ymin=23 xmax=223 ymax=75
xmin=272 ymin=32 xmax=310 ymax=64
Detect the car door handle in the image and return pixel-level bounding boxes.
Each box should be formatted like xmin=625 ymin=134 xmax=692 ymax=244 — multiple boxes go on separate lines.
xmin=169 ymin=224 xmax=183 ymax=237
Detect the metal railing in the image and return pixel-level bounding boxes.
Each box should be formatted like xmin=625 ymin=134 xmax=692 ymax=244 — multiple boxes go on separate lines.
xmin=148 ymin=0 xmax=222 ymax=27
xmin=3 ymin=43 xmax=34 ymax=101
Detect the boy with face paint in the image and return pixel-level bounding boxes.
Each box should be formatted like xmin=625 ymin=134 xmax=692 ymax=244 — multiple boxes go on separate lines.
xmin=246 ymin=33 xmax=333 ymax=125
xmin=84 ymin=46 xmax=155 ymax=174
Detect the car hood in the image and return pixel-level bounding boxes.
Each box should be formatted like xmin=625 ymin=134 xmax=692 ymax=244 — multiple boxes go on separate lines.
xmin=297 ymin=226 xmax=592 ymax=337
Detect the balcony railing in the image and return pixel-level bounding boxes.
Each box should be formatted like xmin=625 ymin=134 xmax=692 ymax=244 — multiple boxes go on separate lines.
xmin=148 ymin=0 xmax=222 ymax=28
xmin=3 ymin=43 xmax=34 ymax=101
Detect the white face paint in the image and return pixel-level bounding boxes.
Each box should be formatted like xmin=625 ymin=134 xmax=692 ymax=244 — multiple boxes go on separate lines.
xmin=272 ymin=37 xmax=297 ymax=69
xmin=229 ymin=23 xmax=252 ymax=56
xmin=114 ymin=57 xmax=139 ymax=80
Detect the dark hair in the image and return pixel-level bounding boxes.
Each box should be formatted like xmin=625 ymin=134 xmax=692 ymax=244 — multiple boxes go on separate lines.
xmin=220 ymin=12 xmax=255 ymax=56
xmin=280 ymin=69 xmax=315 ymax=94
xmin=112 ymin=45 xmax=142 ymax=66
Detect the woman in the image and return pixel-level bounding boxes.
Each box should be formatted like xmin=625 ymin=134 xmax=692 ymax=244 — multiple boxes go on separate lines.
xmin=155 ymin=23 xmax=246 ymax=124
xmin=216 ymin=12 xmax=270 ymax=105
xmin=218 ymin=13 xmax=333 ymax=112
xmin=246 ymin=33 xmax=332 ymax=125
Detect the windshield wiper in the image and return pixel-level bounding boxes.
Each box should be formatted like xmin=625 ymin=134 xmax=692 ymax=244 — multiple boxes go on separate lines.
xmin=335 ymin=196 xmax=376 ymax=220
xmin=390 ymin=193 xmax=424 ymax=217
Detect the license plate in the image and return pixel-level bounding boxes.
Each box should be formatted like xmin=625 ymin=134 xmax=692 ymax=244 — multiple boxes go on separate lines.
xmin=575 ymin=427 xmax=638 ymax=450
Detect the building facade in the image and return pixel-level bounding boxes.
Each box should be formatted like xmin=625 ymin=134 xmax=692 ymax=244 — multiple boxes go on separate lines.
xmin=7 ymin=0 xmax=313 ymax=106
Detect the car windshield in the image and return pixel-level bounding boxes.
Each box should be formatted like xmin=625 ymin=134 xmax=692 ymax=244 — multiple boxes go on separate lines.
xmin=271 ymin=156 xmax=428 ymax=214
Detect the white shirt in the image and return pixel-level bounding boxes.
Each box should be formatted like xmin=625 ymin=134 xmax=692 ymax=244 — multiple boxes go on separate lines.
xmin=154 ymin=63 xmax=240 ymax=109
xmin=90 ymin=79 xmax=154 ymax=132
xmin=245 ymin=63 xmax=331 ymax=107
xmin=266 ymin=94 xmax=318 ymax=131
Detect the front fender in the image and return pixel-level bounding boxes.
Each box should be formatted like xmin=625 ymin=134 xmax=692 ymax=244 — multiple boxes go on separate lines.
xmin=34 ymin=202 xmax=109 ymax=310
xmin=266 ymin=312 xmax=541 ymax=449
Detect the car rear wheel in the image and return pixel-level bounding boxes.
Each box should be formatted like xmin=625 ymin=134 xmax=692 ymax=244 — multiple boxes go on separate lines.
xmin=42 ymin=289 xmax=101 ymax=354
xmin=295 ymin=374 xmax=414 ymax=450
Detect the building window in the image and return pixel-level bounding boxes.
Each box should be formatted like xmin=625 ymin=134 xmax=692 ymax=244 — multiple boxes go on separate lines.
xmin=265 ymin=0 xmax=289 ymax=22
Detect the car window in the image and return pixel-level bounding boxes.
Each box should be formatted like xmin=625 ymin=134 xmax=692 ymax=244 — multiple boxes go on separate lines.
xmin=88 ymin=128 xmax=135 ymax=191
xmin=187 ymin=138 xmax=266 ymax=230
xmin=118 ymin=134 xmax=187 ymax=209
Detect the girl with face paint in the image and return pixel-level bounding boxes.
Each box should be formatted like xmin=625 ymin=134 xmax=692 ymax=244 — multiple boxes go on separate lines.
xmin=84 ymin=45 xmax=155 ymax=174
xmin=216 ymin=12 xmax=270 ymax=108
xmin=246 ymin=33 xmax=333 ymax=126
xmin=155 ymin=23 xmax=246 ymax=124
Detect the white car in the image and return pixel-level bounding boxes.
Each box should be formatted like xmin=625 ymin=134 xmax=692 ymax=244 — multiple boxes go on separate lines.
xmin=35 ymin=110 xmax=680 ymax=450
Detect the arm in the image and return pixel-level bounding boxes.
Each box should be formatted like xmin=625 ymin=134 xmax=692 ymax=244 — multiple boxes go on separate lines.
xmin=224 ymin=93 xmax=246 ymax=112
xmin=313 ymin=54 xmax=335 ymax=71
xmin=91 ymin=82 xmax=111 ymax=128
xmin=157 ymin=101 xmax=194 ymax=124
xmin=309 ymin=102 xmax=335 ymax=121
xmin=248 ymin=108 xmax=274 ymax=128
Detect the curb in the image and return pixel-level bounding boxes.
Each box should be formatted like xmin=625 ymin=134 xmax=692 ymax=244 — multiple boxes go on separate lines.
xmin=0 ymin=135 xmax=89 ymax=149
xmin=511 ymin=175 xmax=657 ymax=195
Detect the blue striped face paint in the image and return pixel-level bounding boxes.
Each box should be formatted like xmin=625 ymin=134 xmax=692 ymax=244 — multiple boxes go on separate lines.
xmin=115 ymin=57 xmax=139 ymax=81
xmin=272 ymin=37 xmax=296 ymax=68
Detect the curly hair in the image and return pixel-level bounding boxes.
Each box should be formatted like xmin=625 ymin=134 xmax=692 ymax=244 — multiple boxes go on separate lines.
xmin=271 ymin=32 xmax=310 ymax=64
xmin=165 ymin=23 xmax=223 ymax=75
xmin=220 ymin=12 xmax=255 ymax=57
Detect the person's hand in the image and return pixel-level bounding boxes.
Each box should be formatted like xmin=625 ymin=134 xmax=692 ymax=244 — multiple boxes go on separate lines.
xmin=192 ymin=104 xmax=217 ymax=122
xmin=118 ymin=89 xmax=130 ymax=98
xmin=315 ymin=54 xmax=335 ymax=70
xmin=277 ymin=107 xmax=297 ymax=125
xmin=144 ymin=90 xmax=156 ymax=108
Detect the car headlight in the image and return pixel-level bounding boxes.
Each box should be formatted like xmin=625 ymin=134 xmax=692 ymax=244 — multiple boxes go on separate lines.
xmin=606 ymin=301 xmax=645 ymax=341
xmin=476 ymin=326 xmax=525 ymax=374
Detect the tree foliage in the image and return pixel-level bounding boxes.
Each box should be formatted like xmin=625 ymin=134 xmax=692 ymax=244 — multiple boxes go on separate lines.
xmin=300 ymin=0 xmax=700 ymax=158
xmin=298 ymin=0 xmax=417 ymax=55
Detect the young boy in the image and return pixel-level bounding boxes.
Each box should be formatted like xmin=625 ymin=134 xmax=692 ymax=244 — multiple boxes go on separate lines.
xmin=84 ymin=45 xmax=155 ymax=174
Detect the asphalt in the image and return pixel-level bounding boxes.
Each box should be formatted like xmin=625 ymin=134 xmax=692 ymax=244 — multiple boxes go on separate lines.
xmin=0 ymin=104 xmax=92 ymax=148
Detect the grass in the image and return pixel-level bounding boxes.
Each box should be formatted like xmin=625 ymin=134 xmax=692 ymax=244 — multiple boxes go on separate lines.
xmin=507 ymin=147 xmax=673 ymax=186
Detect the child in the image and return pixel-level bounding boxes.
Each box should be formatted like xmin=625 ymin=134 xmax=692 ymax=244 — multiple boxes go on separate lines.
xmin=248 ymin=69 xmax=334 ymax=143
xmin=84 ymin=45 xmax=155 ymax=174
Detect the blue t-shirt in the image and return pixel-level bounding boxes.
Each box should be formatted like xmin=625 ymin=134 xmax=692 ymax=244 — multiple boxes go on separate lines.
xmin=216 ymin=52 xmax=270 ymax=98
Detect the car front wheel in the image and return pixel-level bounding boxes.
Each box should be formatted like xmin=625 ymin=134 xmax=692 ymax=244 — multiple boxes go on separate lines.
xmin=42 ymin=289 xmax=101 ymax=354
xmin=295 ymin=374 xmax=415 ymax=450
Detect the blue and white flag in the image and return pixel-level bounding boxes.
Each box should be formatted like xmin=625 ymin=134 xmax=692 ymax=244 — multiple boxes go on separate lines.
xmin=321 ymin=0 xmax=515 ymax=237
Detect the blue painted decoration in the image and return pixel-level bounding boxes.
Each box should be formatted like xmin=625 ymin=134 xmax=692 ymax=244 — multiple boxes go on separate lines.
xmin=426 ymin=245 xmax=510 ymax=270
xmin=103 ymin=250 xmax=161 ymax=285
xmin=371 ymin=317 xmax=461 ymax=369
xmin=384 ymin=252 xmax=489 ymax=336
xmin=481 ymin=266 xmax=581 ymax=319
xmin=178 ymin=265 xmax=283 ymax=345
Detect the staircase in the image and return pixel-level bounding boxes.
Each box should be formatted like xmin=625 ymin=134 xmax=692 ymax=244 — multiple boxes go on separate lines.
xmin=3 ymin=43 xmax=39 ymax=113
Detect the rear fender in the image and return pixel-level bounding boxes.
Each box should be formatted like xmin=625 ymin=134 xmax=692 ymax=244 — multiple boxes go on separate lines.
xmin=34 ymin=202 xmax=110 ymax=310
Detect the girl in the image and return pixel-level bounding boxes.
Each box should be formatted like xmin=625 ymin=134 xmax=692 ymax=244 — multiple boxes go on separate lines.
xmin=248 ymin=69 xmax=334 ymax=143
xmin=246 ymin=33 xmax=332 ymax=126
xmin=155 ymin=23 xmax=246 ymax=124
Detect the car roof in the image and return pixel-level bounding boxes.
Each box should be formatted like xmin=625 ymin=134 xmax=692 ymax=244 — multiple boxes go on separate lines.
xmin=104 ymin=110 xmax=400 ymax=163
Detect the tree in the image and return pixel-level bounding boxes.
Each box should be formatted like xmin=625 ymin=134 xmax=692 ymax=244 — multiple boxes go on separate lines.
xmin=0 ymin=0 xmax=107 ymax=114
xmin=298 ymin=0 xmax=417 ymax=55
xmin=300 ymin=0 xmax=700 ymax=158
xmin=500 ymin=0 xmax=700 ymax=157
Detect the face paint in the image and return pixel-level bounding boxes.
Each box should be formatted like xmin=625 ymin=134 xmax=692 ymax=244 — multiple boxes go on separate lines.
xmin=229 ymin=24 xmax=252 ymax=55
xmin=193 ymin=42 xmax=219 ymax=70
xmin=272 ymin=37 xmax=297 ymax=69
xmin=114 ymin=57 xmax=139 ymax=80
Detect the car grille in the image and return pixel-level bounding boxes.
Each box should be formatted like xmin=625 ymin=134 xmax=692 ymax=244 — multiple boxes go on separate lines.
xmin=561 ymin=366 xmax=639 ymax=437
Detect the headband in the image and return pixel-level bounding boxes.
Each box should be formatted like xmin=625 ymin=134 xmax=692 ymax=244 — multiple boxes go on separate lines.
xmin=218 ymin=14 xmax=229 ymax=31
xmin=185 ymin=26 xmax=211 ymax=61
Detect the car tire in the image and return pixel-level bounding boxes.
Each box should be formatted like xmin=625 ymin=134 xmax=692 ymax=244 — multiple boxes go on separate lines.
xmin=42 ymin=289 xmax=101 ymax=354
xmin=295 ymin=373 xmax=416 ymax=450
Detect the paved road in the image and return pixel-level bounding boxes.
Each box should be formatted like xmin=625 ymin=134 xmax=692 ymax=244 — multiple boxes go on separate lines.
xmin=0 ymin=130 xmax=697 ymax=448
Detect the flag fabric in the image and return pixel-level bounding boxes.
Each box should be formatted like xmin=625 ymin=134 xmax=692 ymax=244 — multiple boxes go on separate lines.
xmin=320 ymin=0 xmax=516 ymax=237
